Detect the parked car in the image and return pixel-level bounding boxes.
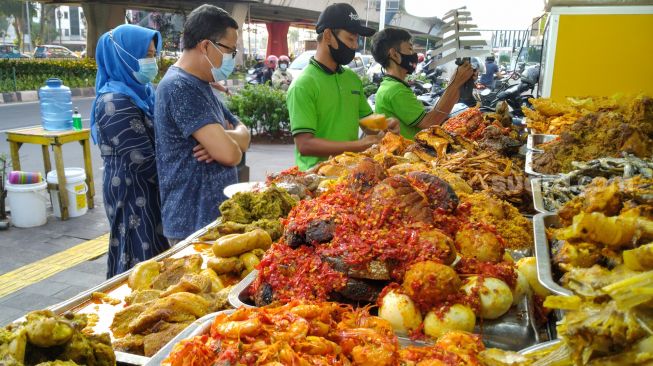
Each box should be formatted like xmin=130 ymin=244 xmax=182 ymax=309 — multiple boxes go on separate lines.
xmin=288 ymin=50 xmax=367 ymax=81
xmin=0 ymin=45 xmax=30 ymax=59
xmin=33 ymin=45 xmax=79 ymax=59
xmin=161 ymin=50 xmax=181 ymax=61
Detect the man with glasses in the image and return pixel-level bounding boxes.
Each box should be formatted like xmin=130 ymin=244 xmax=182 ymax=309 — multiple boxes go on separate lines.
xmin=154 ymin=4 xmax=250 ymax=244
xmin=287 ymin=3 xmax=399 ymax=171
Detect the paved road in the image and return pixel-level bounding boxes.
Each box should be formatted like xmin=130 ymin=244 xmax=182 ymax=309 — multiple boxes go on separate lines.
xmin=0 ymin=96 xmax=295 ymax=184
xmin=0 ymin=97 xmax=102 ymax=196
xmin=0 ymin=97 xmax=95 ymax=133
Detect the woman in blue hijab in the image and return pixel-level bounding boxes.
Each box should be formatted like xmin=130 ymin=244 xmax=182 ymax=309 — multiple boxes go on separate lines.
xmin=92 ymin=24 xmax=170 ymax=278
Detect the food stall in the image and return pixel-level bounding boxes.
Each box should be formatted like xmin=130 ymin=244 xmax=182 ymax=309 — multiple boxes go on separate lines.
xmin=3 ymin=90 xmax=652 ymax=364
xmin=539 ymin=1 xmax=653 ymax=100
xmin=2 ymin=3 xmax=653 ymax=362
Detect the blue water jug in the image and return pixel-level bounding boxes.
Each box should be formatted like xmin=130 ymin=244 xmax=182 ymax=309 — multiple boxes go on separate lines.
xmin=39 ymin=78 xmax=73 ymax=131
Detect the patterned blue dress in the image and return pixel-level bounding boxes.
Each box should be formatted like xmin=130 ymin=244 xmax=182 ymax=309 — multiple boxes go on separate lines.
xmin=95 ymin=92 xmax=170 ymax=278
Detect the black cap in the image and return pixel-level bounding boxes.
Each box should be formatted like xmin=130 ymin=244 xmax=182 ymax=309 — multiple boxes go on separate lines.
xmin=316 ymin=3 xmax=376 ymax=37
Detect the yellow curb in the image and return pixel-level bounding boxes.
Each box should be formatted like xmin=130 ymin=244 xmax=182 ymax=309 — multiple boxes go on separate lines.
xmin=0 ymin=233 xmax=109 ymax=298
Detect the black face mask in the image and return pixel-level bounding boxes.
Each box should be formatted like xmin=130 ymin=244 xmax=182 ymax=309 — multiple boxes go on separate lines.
xmin=328 ymin=32 xmax=356 ymax=66
xmin=394 ymin=51 xmax=418 ymax=74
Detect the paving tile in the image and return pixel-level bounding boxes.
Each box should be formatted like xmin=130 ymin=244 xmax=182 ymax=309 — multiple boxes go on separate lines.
xmin=0 ymin=291 xmax=55 ymax=310
xmin=62 ymin=227 xmax=109 ymax=240
xmin=48 ymin=269 xmax=105 ymax=288
xmin=22 ymin=279 xmax=74 ymax=297
xmin=73 ymin=256 xmax=108 ymax=275
xmin=45 ymin=235 xmax=87 ymax=248
xmin=0 ymin=306 xmax=27 ymax=327
xmin=51 ymin=284 xmax=92 ymax=301
xmin=0 ymin=256 xmax=28 ymax=273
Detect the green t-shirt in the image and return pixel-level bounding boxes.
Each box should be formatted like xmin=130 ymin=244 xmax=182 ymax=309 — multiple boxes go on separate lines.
xmin=288 ymin=58 xmax=373 ymax=171
xmin=375 ymin=75 xmax=426 ymax=140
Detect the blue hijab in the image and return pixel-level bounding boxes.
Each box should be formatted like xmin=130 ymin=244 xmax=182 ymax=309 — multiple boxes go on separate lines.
xmin=91 ymin=24 xmax=162 ymax=142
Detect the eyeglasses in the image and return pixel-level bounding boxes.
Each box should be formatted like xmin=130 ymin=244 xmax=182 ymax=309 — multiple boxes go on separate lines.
xmin=213 ymin=41 xmax=238 ymax=58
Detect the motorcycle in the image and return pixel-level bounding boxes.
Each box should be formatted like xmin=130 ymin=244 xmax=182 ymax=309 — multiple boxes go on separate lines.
xmin=476 ymin=64 xmax=539 ymax=118
xmin=246 ymin=67 xmax=261 ymax=85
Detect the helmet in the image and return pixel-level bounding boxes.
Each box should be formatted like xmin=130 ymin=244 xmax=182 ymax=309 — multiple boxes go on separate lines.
xmin=255 ymin=54 xmax=264 ymax=61
xmin=266 ymin=55 xmax=278 ymax=67
xmin=278 ymin=55 xmax=290 ymax=65
xmin=486 ymin=55 xmax=495 ymax=62
xmin=470 ymin=59 xmax=480 ymax=70
xmin=417 ymin=53 xmax=425 ymax=63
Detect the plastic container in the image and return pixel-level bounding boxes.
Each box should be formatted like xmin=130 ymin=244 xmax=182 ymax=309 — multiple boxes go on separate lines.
xmin=6 ymin=180 xmax=48 ymax=228
xmin=46 ymin=168 xmax=88 ymax=218
xmin=39 ymin=78 xmax=73 ymax=131
xmin=8 ymin=171 xmax=43 ymax=184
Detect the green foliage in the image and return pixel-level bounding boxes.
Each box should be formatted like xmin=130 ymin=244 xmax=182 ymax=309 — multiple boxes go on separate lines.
xmin=0 ymin=58 xmax=97 ymax=92
xmin=499 ymin=53 xmax=511 ymax=64
xmin=526 ymin=46 xmax=543 ymax=63
xmin=0 ymin=58 xmax=176 ymax=92
xmin=158 ymin=58 xmax=175 ymax=76
xmin=227 ymin=84 xmax=289 ymax=137
xmin=361 ymin=76 xmax=378 ymax=98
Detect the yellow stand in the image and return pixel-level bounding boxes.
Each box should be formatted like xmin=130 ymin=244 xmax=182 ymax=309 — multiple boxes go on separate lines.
xmin=5 ymin=127 xmax=95 ymax=220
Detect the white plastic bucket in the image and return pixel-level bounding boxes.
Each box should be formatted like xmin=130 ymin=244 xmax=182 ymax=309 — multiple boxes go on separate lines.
xmin=46 ymin=167 xmax=88 ymax=218
xmin=6 ymin=180 xmax=48 ymax=228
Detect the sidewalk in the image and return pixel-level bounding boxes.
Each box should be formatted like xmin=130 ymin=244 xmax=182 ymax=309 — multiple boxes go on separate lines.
xmin=0 ymin=142 xmax=295 ymax=326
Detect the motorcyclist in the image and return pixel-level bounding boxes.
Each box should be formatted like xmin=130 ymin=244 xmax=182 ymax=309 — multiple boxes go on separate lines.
xmin=480 ymin=54 xmax=500 ymax=90
xmin=252 ymin=54 xmax=265 ymax=82
xmin=260 ymin=55 xmax=277 ymax=85
xmin=272 ymin=55 xmax=293 ymax=90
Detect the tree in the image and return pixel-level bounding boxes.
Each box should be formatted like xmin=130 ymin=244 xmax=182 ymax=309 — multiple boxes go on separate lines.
xmin=0 ymin=0 xmax=37 ymax=51
xmin=0 ymin=17 xmax=8 ymax=38
xmin=36 ymin=4 xmax=56 ymax=45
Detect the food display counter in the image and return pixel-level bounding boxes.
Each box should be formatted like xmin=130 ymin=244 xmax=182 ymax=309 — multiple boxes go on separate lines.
xmin=3 ymin=90 xmax=652 ymax=365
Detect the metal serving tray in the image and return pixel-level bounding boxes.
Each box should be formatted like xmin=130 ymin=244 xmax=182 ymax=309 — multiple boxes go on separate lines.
xmin=38 ymin=219 xmax=220 ymax=365
xmin=533 ymin=213 xmax=573 ymax=296
xmin=531 ymin=177 xmax=556 ymax=214
xmin=525 ymin=150 xmax=562 ymax=179
xmin=519 ymin=339 xmax=561 ymax=355
xmin=148 ymin=305 xmax=554 ymax=364
xmin=526 ymin=134 xmax=558 ymax=153
xmin=146 ymin=310 xmax=235 ymax=366
xmin=229 ymin=270 xmax=555 ymax=351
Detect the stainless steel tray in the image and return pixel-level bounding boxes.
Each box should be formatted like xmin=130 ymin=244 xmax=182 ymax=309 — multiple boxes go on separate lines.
xmin=147 ymin=305 xmax=553 ymax=364
xmin=525 ymin=150 xmax=561 ymax=179
xmin=533 ymin=213 xmax=573 ymax=296
xmin=531 ymin=177 xmax=556 ymax=214
xmin=146 ymin=310 xmax=235 ymax=366
xmin=228 ymin=269 xmax=258 ymax=309
xmin=229 ymin=270 xmax=554 ymax=351
xmin=527 ymin=134 xmax=558 ymax=153
xmin=519 ymin=339 xmax=561 ymax=355
xmin=42 ymin=219 xmax=220 ymax=365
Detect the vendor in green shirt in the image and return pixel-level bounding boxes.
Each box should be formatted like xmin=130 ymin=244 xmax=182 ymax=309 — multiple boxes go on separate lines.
xmin=287 ymin=3 xmax=399 ymax=171
xmin=371 ymin=28 xmax=474 ymax=140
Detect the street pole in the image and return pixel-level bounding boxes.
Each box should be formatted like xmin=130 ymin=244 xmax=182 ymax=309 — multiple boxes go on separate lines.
xmin=57 ymin=9 xmax=62 ymax=45
xmin=25 ymin=1 xmax=32 ymax=52
xmin=379 ymin=0 xmax=386 ymax=31
xmin=247 ymin=4 xmax=251 ymax=62
xmin=362 ymin=0 xmax=370 ymax=52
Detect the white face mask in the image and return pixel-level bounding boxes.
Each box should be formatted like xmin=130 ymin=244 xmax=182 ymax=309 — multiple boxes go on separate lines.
xmin=279 ymin=63 xmax=288 ymax=71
